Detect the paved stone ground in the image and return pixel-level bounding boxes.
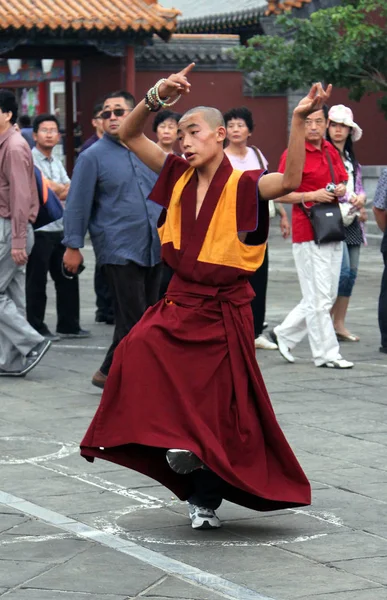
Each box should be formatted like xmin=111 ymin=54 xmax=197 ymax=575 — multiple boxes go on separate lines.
xmin=1 ymin=222 xmax=386 ymax=600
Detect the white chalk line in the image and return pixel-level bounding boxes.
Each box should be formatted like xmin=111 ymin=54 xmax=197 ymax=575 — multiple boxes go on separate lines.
xmin=0 ymin=436 xmax=79 ymax=465
xmin=36 ymin=461 xmax=344 ymax=533
xmin=51 ymin=344 xmax=108 ymax=350
xmin=0 ymin=490 xmax=277 ymax=600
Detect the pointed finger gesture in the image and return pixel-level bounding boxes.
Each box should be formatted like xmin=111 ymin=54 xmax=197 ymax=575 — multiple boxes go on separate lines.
xmin=158 ymin=63 xmax=195 ymax=99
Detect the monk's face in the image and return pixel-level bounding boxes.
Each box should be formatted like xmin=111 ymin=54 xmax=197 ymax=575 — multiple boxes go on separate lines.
xmin=177 ymin=113 xmax=225 ymax=168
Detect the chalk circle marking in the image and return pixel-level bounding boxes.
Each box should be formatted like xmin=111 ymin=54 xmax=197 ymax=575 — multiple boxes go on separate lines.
xmin=0 ymin=436 xmax=79 ymax=465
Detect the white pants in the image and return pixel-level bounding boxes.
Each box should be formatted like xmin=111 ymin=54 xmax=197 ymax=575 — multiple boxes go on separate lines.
xmin=276 ymin=241 xmax=343 ymax=366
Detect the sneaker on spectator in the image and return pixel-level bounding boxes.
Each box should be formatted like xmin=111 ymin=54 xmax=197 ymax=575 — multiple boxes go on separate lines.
xmin=254 ymin=334 xmax=278 ymax=350
xmin=270 ymin=328 xmax=295 ymax=363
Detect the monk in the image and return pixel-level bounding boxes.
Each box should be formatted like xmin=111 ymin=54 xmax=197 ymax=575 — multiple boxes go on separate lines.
xmin=81 ymin=64 xmax=331 ymax=530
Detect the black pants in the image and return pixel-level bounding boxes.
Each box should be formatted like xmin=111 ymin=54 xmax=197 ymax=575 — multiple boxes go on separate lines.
xmin=26 ymin=231 xmax=80 ymax=334
xmin=379 ymin=251 xmax=387 ymax=349
xmin=94 ymin=262 xmax=114 ymax=321
xmin=100 ymin=261 xmax=162 ymax=375
xmin=159 ymin=263 xmax=174 ymax=299
xmin=249 ymin=245 xmax=269 ymax=338
xmin=188 ymin=469 xmax=223 ymax=510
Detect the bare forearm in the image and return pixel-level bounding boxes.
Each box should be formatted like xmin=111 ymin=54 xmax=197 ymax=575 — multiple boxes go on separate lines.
xmin=373 ymin=207 xmax=387 ymax=232
xmin=278 ymin=191 xmax=315 ymax=204
xmin=119 ymin=99 xmax=150 ymax=145
xmin=282 ymin=115 xmax=306 ymax=193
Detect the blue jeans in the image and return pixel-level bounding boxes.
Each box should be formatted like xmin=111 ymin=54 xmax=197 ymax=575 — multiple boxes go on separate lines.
xmin=338 ymin=243 xmax=360 ymax=297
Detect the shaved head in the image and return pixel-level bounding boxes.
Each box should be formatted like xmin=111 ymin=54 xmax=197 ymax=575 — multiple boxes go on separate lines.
xmin=180 ymin=106 xmax=225 ymax=130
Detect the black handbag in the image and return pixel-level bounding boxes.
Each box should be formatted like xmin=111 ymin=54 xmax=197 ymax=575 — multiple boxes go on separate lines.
xmin=300 ymin=150 xmax=345 ymax=245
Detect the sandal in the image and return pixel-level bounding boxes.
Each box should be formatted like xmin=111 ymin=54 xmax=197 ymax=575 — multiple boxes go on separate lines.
xmin=336 ymin=332 xmax=360 ymax=342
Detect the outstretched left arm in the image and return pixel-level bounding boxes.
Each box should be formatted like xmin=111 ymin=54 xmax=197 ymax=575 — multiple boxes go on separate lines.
xmin=258 ymin=83 xmax=332 ymax=201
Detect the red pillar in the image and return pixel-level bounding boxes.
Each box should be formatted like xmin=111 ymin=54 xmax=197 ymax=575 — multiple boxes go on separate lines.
xmin=37 ymin=82 xmax=48 ymax=114
xmin=124 ymin=46 xmax=136 ymax=96
xmin=65 ymin=59 xmax=75 ymax=175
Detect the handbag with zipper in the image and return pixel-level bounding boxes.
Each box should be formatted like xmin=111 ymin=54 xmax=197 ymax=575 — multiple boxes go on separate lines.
xmin=300 ymin=150 xmax=346 ymax=245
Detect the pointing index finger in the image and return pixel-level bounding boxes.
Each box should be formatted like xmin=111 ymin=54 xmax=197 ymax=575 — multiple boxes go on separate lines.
xmin=180 ymin=63 xmax=195 ymax=77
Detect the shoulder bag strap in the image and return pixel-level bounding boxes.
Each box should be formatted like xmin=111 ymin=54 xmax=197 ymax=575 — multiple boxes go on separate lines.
xmin=251 ymin=146 xmax=265 ymax=170
xmin=325 ymin=149 xmax=336 ymax=184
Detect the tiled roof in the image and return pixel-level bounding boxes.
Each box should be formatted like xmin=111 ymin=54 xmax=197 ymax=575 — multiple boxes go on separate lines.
xmin=265 ymin=0 xmax=312 ymax=16
xmin=161 ymin=0 xmax=267 ymax=21
xmin=0 ymin=0 xmax=180 ymax=34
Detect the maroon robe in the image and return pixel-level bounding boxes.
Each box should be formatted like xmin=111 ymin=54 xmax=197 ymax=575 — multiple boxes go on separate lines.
xmin=81 ymin=155 xmax=311 ymax=512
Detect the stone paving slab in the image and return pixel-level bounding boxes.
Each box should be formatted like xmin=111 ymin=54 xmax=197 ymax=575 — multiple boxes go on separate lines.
xmin=0 ymin=232 xmax=386 ymax=600
xmin=23 ymin=545 xmax=165 ymax=596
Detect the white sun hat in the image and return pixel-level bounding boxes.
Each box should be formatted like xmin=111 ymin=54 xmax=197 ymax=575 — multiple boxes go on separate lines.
xmin=328 ymin=104 xmax=363 ymax=142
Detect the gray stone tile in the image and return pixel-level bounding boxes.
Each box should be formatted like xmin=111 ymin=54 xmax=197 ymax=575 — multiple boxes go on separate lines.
xmin=29 ymin=545 xmax=164 ymax=596
xmin=142 ymin=575 xmax=230 ymax=599
xmin=284 ymin=530 xmax=387 ymax=562
xmin=117 ymin=507 xmax=191 ymax=532
xmin=4 ymin=591 xmax=128 ymax=599
xmin=0 ymin=560 xmax=49 ymax=587
xmin=301 ymin=589 xmax=387 ymax=600
xmin=0 ymin=533 xmax=90 ymax=563
xmin=0 ymin=513 xmax=28 ymax=534
xmin=5 ymin=519 xmax=71 ymax=537
xmin=330 ymin=556 xmax=387 ymax=585
xmin=227 ymin=558 xmax=381 ymax=599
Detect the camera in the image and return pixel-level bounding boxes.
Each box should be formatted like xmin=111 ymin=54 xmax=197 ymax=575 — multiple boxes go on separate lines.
xmin=325 ymin=183 xmax=336 ymax=193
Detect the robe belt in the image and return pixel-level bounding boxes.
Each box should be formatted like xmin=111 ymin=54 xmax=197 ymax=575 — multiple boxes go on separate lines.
xmin=165 ymin=273 xmax=255 ymax=308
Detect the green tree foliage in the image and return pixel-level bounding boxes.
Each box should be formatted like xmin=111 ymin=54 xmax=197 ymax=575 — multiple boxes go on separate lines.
xmin=235 ymin=0 xmax=387 ymax=115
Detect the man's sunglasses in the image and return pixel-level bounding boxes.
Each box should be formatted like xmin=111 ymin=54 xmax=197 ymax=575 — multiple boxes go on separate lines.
xmin=100 ymin=109 xmax=129 ymax=120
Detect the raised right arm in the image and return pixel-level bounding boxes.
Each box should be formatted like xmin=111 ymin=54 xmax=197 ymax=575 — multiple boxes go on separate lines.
xmin=119 ymin=63 xmax=195 ymax=174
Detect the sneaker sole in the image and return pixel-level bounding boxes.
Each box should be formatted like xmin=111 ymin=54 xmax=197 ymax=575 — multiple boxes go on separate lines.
xmin=319 ymin=363 xmax=354 ymax=369
xmin=192 ymin=519 xmax=221 ymax=530
xmin=57 ymin=333 xmax=91 ymax=339
xmin=166 ymin=450 xmax=203 ymax=474
xmin=19 ymin=340 xmax=52 ymax=376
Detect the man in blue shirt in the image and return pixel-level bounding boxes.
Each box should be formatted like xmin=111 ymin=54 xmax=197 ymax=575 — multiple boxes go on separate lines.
xmin=63 ymin=90 xmax=162 ymax=389
xmin=373 ymin=169 xmax=387 ymax=354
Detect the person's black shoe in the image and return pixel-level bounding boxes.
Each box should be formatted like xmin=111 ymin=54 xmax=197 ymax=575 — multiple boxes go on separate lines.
xmin=36 ymin=325 xmax=60 ymax=342
xmin=56 ymin=329 xmax=91 ymax=339
xmin=95 ymin=315 xmax=115 ymax=325
xmin=380 ymin=346 xmax=387 ymax=354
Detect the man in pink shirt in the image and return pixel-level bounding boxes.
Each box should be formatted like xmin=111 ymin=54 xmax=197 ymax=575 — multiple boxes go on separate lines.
xmin=0 ymin=89 xmax=51 ymax=377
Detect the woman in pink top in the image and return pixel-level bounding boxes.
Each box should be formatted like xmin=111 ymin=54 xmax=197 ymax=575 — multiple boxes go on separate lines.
xmin=224 ymin=106 xmax=290 ymax=350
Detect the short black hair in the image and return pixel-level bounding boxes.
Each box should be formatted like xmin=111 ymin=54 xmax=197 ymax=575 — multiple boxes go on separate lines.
xmin=33 ymin=114 xmax=60 ymax=133
xmin=19 ymin=115 xmax=31 ymax=128
xmin=93 ymin=102 xmax=103 ymax=118
xmin=102 ymin=90 xmax=135 ymax=109
xmin=152 ymin=110 xmax=182 ymax=133
xmin=223 ymin=107 xmax=254 ymax=133
xmin=0 ymin=89 xmax=18 ymax=125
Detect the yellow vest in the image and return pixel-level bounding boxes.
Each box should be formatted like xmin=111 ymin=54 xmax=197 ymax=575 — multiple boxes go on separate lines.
xmin=158 ymin=167 xmax=267 ymax=273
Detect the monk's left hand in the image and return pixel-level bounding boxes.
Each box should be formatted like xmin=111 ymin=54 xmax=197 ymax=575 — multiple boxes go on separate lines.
xmin=293 ymin=83 xmax=332 ymax=119
xmin=158 ymin=63 xmax=195 ymax=100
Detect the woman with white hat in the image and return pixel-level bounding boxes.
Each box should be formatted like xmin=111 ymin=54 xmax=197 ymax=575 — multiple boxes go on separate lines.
xmin=327 ymin=104 xmax=367 ymax=342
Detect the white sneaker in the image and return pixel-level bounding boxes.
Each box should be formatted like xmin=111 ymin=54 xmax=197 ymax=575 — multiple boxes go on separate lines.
xmin=166 ymin=449 xmax=203 ymax=474
xmin=188 ymin=503 xmax=221 ymax=529
xmin=320 ymin=359 xmax=354 ymax=369
xmin=254 ymin=334 xmax=278 ymax=350
xmin=270 ymin=328 xmax=295 ymax=363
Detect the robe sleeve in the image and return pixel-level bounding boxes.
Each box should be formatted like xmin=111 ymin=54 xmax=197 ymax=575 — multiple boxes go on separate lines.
xmin=149 ymin=154 xmax=190 ymax=209
xmin=236 ymin=169 xmax=269 ymax=245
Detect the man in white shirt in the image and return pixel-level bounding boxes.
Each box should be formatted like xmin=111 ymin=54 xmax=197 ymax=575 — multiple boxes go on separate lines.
xmin=27 ymin=114 xmax=89 ymax=341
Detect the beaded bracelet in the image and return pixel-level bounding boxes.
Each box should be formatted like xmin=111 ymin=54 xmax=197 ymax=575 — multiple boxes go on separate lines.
xmin=144 ymin=79 xmax=181 ymax=111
